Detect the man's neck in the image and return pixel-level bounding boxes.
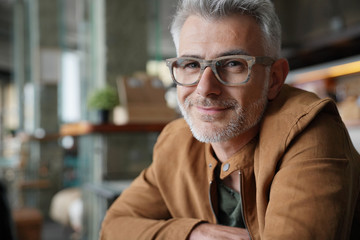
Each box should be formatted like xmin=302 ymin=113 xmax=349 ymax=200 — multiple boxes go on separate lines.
xmin=211 ymin=125 xmax=259 ymax=163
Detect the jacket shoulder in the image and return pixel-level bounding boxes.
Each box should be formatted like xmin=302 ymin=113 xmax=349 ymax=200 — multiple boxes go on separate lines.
xmin=261 ymin=85 xmax=341 ymax=144
xmin=158 ymin=118 xmax=193 ymax=141
xmin=153 ymin=118 xmax=204 ymax=165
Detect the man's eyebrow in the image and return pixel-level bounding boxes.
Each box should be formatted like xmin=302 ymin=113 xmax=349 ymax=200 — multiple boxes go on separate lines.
xmin=179 ymin=54 xmax=202 ymax=58
xmin=218 ymin=49 xmax=249 ymax=57
xmin=179 ymin=49 xmax=249 ymax=59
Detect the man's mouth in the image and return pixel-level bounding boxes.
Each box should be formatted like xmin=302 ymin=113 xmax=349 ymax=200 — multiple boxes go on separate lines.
xmin=195 ymin=105 xmax=231 ymax=115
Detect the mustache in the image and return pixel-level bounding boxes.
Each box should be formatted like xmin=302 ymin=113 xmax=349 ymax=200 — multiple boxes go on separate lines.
xmin=183 ymin=96 xmax=239 ymax=109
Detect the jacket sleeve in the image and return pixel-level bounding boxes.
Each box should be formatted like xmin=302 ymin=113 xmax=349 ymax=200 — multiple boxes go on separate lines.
xmin=100 ymin=165 xmax=203 ymax=240
xmin=100 ymin=119 xmax=210 ymax=240
xmin=261 ymin=110 xmax=360 ymax=239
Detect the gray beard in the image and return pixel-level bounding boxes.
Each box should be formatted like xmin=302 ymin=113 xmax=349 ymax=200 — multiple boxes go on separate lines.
xmin=178 ymin=90 xmax=268 ymax=143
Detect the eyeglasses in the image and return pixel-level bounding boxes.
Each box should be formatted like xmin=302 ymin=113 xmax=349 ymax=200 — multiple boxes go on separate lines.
xmin=166 ymin=55 xmax=275 ymax=86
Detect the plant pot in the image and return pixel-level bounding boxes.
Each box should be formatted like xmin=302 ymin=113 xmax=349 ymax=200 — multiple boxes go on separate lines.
xmin=99 ymin=109 xmax=110 ymax=124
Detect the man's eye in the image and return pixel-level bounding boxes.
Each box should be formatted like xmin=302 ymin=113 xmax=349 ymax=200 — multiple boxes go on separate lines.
xmin=183 ymin=61 xmax=200 ymax=69
xmin=225 ymin=60 xmax=244 ymax=67
xmin=220 ymin=59 xmax=247 ymax=73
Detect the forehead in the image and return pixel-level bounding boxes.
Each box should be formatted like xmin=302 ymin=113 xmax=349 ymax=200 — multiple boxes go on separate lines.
xmin=179 ymin=14 xmax=265 ymax=58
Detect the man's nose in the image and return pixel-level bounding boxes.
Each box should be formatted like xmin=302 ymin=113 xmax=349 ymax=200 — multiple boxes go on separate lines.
xmin=195 ymin=67 xmax=222 ymax=97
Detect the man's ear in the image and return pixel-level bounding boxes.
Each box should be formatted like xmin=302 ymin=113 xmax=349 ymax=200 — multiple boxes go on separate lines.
xmin=267 ymin=58 xmax=289 ymax=100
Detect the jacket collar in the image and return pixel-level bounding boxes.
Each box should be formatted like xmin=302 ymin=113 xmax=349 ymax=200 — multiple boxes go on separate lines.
xmin=205 ymin=138 xmax=257 ymax=181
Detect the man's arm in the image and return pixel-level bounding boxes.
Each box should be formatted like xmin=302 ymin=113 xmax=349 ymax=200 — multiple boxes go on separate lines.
xmin=100 ymin=168 xmax=203 ymax=240
xmin=100 ymin=174 xmax=250 ymax=240
xmin=100 ymin=119 xmax=223 ymax=240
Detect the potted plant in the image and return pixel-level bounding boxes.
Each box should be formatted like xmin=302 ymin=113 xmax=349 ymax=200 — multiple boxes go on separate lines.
xmin=88 ymin=85 xmax=119 ymax=123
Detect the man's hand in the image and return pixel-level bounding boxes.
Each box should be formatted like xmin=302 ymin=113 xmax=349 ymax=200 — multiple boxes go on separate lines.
xmin=188 ymin=223 xmax=250 ymax=240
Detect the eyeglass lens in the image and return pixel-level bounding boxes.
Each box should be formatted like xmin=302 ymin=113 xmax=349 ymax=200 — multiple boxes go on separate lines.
xmin=216 ymin=58 xmax=249 ymax=84
xmin=172 ymin=57 xmax=250 ymax=85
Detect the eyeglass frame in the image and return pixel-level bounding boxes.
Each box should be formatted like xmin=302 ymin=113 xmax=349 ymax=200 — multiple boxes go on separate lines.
xmin=166 ymin=55 xmax=275 ymax=86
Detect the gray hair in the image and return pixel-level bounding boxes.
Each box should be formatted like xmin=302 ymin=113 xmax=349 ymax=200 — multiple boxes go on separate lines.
xmin=170 ymin=0 xmax=282 ymax=58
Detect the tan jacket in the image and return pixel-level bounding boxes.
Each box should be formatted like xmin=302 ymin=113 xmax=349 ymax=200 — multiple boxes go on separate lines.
xmin=101 ymin=85 xmax=360 ymax=240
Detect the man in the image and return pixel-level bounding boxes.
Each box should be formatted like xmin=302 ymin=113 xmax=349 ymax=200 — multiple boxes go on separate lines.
xmin=101 ymin=0 xmax=360 ymax=239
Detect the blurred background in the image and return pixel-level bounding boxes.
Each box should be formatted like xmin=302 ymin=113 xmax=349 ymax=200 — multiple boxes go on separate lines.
xmin=0 ymin=0 xmax=359 ymax=239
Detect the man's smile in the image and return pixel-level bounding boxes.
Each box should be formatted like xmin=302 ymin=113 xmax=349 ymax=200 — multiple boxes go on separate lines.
xmin=195 ymin=105 xmax=232 ymax=115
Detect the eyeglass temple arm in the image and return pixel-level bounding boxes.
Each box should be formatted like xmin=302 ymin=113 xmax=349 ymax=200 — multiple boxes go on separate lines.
xmin=255 ymin=56 xmax=275 ymax=65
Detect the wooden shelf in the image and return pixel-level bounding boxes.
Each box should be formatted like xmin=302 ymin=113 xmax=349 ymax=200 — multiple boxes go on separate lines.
xmin=60 ymin=122 xmax=167 ymax=136
xmin=19 ymin=179 xmax=51 ymax=190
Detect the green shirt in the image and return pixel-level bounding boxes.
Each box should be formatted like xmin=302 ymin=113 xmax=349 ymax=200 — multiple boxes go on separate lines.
xmin=217 ymin=176 xmax=246 ymax=228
